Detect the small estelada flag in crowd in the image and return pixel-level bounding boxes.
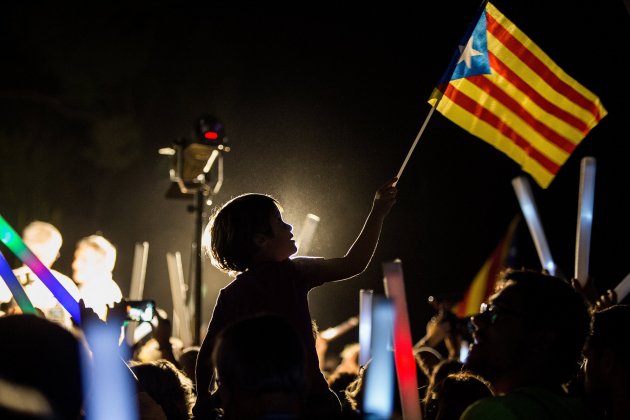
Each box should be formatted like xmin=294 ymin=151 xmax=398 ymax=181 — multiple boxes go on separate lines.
xmin=429 ymin=1 xmax=607 ymax=188
xmin=453 ymin=215 xmax=520 ymax=318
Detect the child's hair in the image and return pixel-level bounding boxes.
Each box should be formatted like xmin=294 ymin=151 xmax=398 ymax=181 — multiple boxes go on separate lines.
xmin=204 ymin=193 xmax=280 ymax=273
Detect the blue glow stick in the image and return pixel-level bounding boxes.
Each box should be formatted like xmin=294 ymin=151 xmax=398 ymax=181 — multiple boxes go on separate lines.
xmin=82 ymin=321 xmax=138 ymax=420
xmin=575 ymin=157 xmax=596 ymax=286
xmin=359 ymin=289 xmax=374 ymax=366
xmin=512 ymin=177 xmax=557 ymax=275
xmin=364 ymin=297 xmax=395 ymax=419
xmin=0 ymin=250 xmax=37 ymax=314
xmin=0 ymin=214 xmax=80 ymax=321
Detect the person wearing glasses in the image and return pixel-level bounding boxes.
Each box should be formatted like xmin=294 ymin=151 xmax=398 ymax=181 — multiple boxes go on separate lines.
xmin=460 ymin=269 xmax=593 ymax=419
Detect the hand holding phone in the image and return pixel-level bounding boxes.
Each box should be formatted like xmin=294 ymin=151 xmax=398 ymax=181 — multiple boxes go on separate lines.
xmin=124 ymin=299 xmax=156 ymax=322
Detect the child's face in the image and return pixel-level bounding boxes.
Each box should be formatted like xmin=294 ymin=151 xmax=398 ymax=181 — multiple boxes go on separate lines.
xmin=260 ymin=207 xmax=297 ymax=261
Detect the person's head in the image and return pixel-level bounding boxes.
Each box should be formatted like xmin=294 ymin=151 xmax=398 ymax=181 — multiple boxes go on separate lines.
xmin=22 ymin=221 xmax=63 ymax=268
xmin=72 ymin=234 xmax=116 ymax=284
xmin=130 ymin=359 xmax=194 ymax=420
xmin=177 ymin=346 xmax=200 ymax=384
xmin=204 ymin=194 xmax=296 ymax=273
xmin=466 ymin=269 xmax=590 ymax=392
xmin=0 ymin=314 xmax=83 ymax=419
xmin=415 ymin=346 xmax=444 ymax=381
xmin=211 ymin=313 xmax=306 ymax=411
xmin=0 ymin=378 xmax=55 ymax=420
xmin=424 ymin=372 xmax=492 ymax=420
xmin=423 ymin=358 xmax=464 ymax=408
xmin=424 ymin=371 xmax=492 ymax=420
xmin=583 ymin=304 xmax=630 ymax=406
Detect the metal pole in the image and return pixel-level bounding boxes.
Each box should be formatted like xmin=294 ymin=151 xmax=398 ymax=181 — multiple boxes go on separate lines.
xmin=193 ymin=187 xmax=206 ymax=345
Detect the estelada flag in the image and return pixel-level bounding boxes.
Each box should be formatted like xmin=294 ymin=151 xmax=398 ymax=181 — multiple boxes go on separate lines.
xmin=453 ymin=216 xmax=520 ymax=318
xmin=429 ymin=1 xmax=607 ymax=188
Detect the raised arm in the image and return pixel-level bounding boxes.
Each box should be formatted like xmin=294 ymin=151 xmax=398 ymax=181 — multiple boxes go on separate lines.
xmin=299 ymin=177 xmax=398 ymax=282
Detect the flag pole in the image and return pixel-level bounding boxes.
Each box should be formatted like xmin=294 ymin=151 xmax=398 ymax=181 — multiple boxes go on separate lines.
xmin=395 ymin=105 xmax=436 ymax=184
xmin=395 ymin=1 xmax=490 ymax=185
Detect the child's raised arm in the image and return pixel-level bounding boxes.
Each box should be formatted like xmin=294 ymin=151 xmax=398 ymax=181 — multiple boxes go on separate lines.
xmin=297 ymin=177 xmax=398 ymax=282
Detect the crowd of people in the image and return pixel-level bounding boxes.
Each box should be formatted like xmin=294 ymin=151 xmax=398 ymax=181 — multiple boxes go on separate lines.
xmin=0 ymin=179 xmax=628 ymax=419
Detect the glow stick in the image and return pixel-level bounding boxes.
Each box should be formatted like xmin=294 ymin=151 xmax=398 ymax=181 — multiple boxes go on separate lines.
xmin=359 ymin=289 xmax=373 ymax=366
xmin=319 ymin=316 xmax=358 ymax=341
xmin=128 ymin=242 xmax=149 ymax=300
xmin=363 ymin=296 xmax=395 ymax=419
xmin=0 ymin=215 xmax=80 ymax=321
xmin=81 ymin=321 xmax=138 ymax=420
xmin=614 ymin=271 xmax=630 ymax=303
xmin=0 ymin=250 xmax=37 ymax=314
xmin=512 ymin=177 xmax=556 ymax=275
xmin=126 ymin=242 xmax=149 ymax=346
xmin=167 ymin=251 xmax=193 ymax=346
xmin=383 ymin=259 xmax=422 ymax=420
xmin=575 ymin=157 xmax=596 ymax=286
xmin=296 ymin=213 xmax=320 ymax=256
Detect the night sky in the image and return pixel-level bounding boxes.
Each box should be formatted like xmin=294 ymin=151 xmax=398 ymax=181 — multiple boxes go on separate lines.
xmin=1 ymin=2 xmax=629 ymax=350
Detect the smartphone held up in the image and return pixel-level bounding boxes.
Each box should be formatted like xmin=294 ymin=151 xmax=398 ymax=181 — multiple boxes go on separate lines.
xmin=124 ymin=299 xmax=156 ymax=322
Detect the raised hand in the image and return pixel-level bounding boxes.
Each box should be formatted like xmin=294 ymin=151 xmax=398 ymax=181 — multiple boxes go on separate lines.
xmin=373 ymin=177 xmax=398 ymax=217
xmin=595 ymin=289 xmax=617 ymax=312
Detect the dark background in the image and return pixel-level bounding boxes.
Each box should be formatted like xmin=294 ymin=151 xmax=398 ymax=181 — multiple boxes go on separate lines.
xmin=1 ymin=1 xmax=629 ymax=353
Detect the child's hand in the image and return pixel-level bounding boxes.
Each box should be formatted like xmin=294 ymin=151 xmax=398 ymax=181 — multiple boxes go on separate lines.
xmin=373 ymin=177 xmax=398 ymax=217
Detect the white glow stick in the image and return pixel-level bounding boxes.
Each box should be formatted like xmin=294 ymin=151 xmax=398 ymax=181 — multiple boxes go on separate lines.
xmin=319 ymin=316 xmax=358 ymax=341
xmin=296 ymin=213 xmax=320 ymax=256
xmin=82 ymin=322 xmax=138 ymax=420
xmin=128 ymin=242 xmax=149 ymax=300
xmin=363 ymin=296 xmax=395 ymax=419
xmin=512 ymin=176 xmax=556 ymax=275
xmin=167 ymin=251 xmax=193 ymax=347
xmin=383 ymin=259 xmax=422 ymax=420
xmin=575 ymin=157 xmax=596 ymax=286
xmin=126 ymin=242 xmax=149 ymax=346
xmin=614 ymin=271 xmax=630 ymax=303
xmin=359 ymin=289 xmax=374 ymax=366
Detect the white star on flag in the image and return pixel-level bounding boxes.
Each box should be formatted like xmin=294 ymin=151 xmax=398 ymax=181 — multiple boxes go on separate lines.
xmin=457 ymin=36 xmax=483 ymax=68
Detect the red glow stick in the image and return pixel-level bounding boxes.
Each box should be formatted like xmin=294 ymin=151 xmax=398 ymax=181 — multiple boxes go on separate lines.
xmin=383 ymin=259 xmax=422 ymax=420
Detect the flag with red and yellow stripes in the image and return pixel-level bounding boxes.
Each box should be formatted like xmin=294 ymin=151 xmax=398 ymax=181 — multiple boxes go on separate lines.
xmin=429 ymin=1 xmax=606 ymax=188
xmin=453 ymin=216 xmax=520 ymax=318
